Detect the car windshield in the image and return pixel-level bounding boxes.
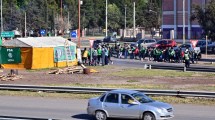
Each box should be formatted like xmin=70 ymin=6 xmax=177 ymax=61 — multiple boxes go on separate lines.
xmin=131 ymin=92 xmax=154 ymax=103
xmin=180 ymin=44 xmax=190 ymax=48
xmin=157 ymin=40 xmax=163 ymax=44
xmin=137 ymin=39 xmax=144 ymax=44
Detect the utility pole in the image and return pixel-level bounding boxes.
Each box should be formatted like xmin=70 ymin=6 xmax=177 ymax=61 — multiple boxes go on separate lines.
xmin=25 ymin=12 xmax=26 ymax=37
xmin=133 ymin=1 xmax=136 ymax=38
xmin=105 ymin=0 xmax=108 ymax=37
xmin=183 ymin=0 xmax=185 ymax=44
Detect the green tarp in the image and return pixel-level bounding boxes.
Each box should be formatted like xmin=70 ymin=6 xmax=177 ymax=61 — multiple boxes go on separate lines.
xmin=0 ymin=47 xmax=21 ymax=64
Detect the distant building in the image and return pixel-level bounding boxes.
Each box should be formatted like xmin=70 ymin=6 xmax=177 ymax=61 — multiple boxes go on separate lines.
xmin=162 ymin=0 xmax=211 ymax=39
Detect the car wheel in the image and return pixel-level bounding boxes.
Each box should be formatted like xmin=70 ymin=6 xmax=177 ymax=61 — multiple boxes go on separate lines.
xmin=95 ymin=111 xmax=107 ymax=120
xmin=143 ymin=112 xmax=155 ymax=120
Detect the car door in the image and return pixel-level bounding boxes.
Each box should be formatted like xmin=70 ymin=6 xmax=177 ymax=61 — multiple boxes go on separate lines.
xmin=103 ymin=93 xmax=120 ymax=117
xmin=144 ymin=40 xmax=150 ymax=46
xmin=118 ymin=94 xmax=140 ymax=119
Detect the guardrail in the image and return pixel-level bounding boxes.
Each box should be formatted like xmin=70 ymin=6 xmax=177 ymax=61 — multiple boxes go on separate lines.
xmin=144 ymin=64 xmax=215 ymax=72
xmin=0 ymin=116 xmax=56 ymax=120
xmin=0 ymin=84 xmax=215 ymax=98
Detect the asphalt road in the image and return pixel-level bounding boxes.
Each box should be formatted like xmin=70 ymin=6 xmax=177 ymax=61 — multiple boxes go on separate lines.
xmin=0 ymin=96 xmax=215 ymax=120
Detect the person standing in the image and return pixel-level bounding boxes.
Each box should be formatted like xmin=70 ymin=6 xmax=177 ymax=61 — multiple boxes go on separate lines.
xmin=97 ymin=46 xmax=102 ymax=65
xmin=124 ymin=43 xmax=129 ymax=59
xmin=134 ymin=47 xmax=139 ymax=59
xmin=101 ymin=45 xmax=106 ymax=66
xmin=82 ymin=48 xmax=88 ymax=65
xmin=107 ymin=47 xmax=113 ymax=64
xmin=119 ymin=46 xmax=124 ymax=59
xmin=148 ymin=47 xmax=153 ymax=61
xmin=184 ymin=50 xmax=190 ymax=68
xmin=104 ymin=45 xmax=109 ymax=65
xmin=139 ymin=45 xmax=146 ymax=61
xmin=92 ymin=48 xmax=98 ymax=66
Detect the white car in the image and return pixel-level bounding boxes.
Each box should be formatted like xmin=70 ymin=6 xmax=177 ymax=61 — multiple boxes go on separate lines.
xmin=136 ymin=39 xmax=157 ymax=48
xmin=87 ymin=89 xmax=174 ymax=120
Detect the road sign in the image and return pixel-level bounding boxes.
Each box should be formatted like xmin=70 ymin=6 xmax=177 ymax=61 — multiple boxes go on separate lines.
xmin=190 ymin=40 xmax=198 ymax=48
xmin=71 ymin=31 xmax=77 ymax=38
xmin=1 ymin=31 xmax=15 ymax=37
xmin=89 ymin=38 xmax=94 ymax=48
xmin=40 ymin=29 xmax=46 ymax=36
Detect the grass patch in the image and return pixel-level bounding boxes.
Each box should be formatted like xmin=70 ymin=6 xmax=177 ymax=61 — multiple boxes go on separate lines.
xmin=88 ymin=65 xmax=115 ymax=70
xmin=151 ymin=96 xmax=215 ymax=105
xmin=111 ymin=68 xmax=215 ymax=77
xmin=48 ymin=83 xmax=215 ymax=91
xmin=0 ymin=90 xmax=215 ymax=105
xmin=204 ymin=63 xmax=215 ymax=66
xmin=127 ymin=80 xmax=139 ymax=83
xmin=48 ymin=83 xmax=170 ymax=90
xmin=186 ymin=85 xmax=215 ymax=91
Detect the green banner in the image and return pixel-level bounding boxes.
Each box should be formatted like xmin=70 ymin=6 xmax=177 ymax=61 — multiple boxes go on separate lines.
xmin=54 ymin=46 xmax=76 ymax=62
xmin=0 ymin=47 xmax=21 ymax=64
xmin=1 ymin=31 xmax=15 ymax=37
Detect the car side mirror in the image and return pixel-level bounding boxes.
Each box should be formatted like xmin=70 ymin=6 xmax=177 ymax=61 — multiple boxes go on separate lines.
xmin=130 ymin=101 xmax=139 ymax=105
xmin=128 ymin=100 xmax=139 ymax=105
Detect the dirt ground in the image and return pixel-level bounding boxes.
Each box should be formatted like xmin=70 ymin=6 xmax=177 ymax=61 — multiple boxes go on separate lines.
xmin=0 ymin=54 xmax=214 ymax=89
xmin=0 ymin=63 xmax=215 ymax=91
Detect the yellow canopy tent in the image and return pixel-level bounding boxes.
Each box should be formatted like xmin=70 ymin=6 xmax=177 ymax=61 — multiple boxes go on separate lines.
xmin=2 ymin=37 xmax=77 ymax=69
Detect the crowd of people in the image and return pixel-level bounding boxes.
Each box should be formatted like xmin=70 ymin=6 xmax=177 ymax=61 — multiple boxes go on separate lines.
xmin=81 ymin=44 xmax=113 ymax=66
xmin=82 ymin=42 xmax=200 ymax=68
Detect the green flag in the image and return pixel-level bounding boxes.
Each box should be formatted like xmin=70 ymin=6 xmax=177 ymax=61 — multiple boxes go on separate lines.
xmin=0 ymin=37 xmax=2 ymax=46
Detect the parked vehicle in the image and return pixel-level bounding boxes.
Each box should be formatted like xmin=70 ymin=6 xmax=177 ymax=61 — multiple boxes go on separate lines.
xmin=196 ymin=40 xmax=215 ymax=53
xmin=87 ymin=89 xmax=174 ymax=120
xmin=134 ymin=39 xmax=157 ymax=48
xmin=176 ymin=43 xmax=201 ymax=59
xmin=148 ymin=40 xmax=177 ymax=49
xmin=121 ymin=37 xmax=137 ymax=42
xmin=93 ymin=40 xmax=103 ymax=48
xmin=103 ymin=36 xmax=118 ymax=43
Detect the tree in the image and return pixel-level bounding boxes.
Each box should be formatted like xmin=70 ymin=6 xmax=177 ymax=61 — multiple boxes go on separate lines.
xmin=2 ymin=0 xmax=22 ymax=31
xmin=191 ymin=1 xmax=215 ymax=40
xmin=0 ymin=0 xmax=162 ymax=36
xmin=107 ymin=3 xmax=121 ymax=31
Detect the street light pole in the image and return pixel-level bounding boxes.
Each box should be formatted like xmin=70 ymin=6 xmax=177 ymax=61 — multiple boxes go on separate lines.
xmin=1 ymin=0 xmax=3 ymax=32
xmin=124 ymin=5 xmax=127 ymax=29
xmin=61 ymin=0 xmax=63 ymax=19
xmin=105 ymin=0 xmax=108 ymax=37
xmin=133 ymin=1 xmax=136 ymax=38
xmin=78 ymin=0 xmax=81 ymax=47
xmin=206 ymin=35 xmax=208 ymax=58
xmin=183 ymin=0 xmax=185 ymax=44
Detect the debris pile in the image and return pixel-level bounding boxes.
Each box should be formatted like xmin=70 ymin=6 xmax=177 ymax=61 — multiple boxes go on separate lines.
xmin=48 ymin=66 xmax=83 ymax=74
xmin=48 ymin=64 xmax=98 ymax=75
xmin=0 ymin=73 xmax=22 ymax=81
xmin=0 ymin=74 xmax=22 ymax=81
